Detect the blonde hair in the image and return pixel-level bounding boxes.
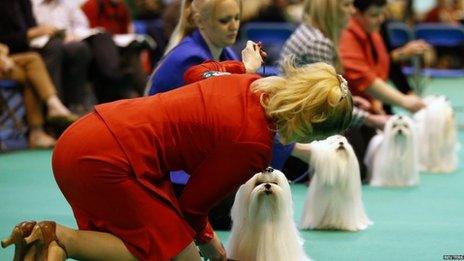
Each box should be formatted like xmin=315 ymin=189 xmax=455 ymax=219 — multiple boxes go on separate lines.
xmin=165 ymin=0 xmax=241 ymax=54
xmin=252 ymin=61 xmax=353 ymax=142
xmin=303 ymin=0 xmax=346 ymax=71
xmin=240 ymin=0 xmax=271 ymax=22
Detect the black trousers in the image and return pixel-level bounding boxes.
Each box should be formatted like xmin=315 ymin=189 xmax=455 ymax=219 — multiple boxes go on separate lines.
xmin=85 ymin=32 xmax=129 ymax=103
xmin=39 ymin=38 xmax=91 ymax=105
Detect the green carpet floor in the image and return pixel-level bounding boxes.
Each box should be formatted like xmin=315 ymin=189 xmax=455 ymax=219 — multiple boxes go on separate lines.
xmin=1 ymin=78 xmax=463 ymax=260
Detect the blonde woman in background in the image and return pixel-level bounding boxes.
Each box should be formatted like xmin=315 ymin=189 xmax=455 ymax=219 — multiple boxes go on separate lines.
xmin=147 ymin=0 xmax=258 ymax=95
xmin=280 ymin=0 xmax=389 ymax=182
xmin=280 ymin=0 xmax=354 ymax=72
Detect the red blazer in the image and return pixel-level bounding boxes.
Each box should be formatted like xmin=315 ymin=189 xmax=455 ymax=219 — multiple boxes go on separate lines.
xmin=340 ymin=18 xmax=390 ymax=101
xmin=95 ymin=74 xmax=274 ymax=242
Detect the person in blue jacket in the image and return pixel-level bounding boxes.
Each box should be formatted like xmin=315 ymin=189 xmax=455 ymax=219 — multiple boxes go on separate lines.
xmin=147 ymin=0 xmax=262 ymax=95
xmin=147 ymin=28 xmax=240 ymax=95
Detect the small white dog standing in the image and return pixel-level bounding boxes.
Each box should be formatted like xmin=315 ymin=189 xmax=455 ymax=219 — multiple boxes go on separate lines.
xmin=365 ymin=115 xmax=420 ymax=187
xmin=299 ymin=135 xmax=372 ymax=231
xmin=414 ymin=95 xmax=459 ymax=172
xmin=227 ymin=168 xmax=310 ymax=261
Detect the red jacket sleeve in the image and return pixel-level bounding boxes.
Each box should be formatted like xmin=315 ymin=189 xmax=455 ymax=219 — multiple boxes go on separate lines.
xmin=178 ymin=142 xmax=270 ymax=244
xmin=339 ymin=30 xmax=377 ymax=95
xmin=183 ymin=60 xmax=246 ymax=84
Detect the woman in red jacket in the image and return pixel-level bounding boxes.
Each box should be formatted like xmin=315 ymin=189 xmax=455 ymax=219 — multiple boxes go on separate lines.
xmin=2 ymin=60 xmax=352 ymax=261
xmin=339 ymin=0 xmax=425 ymax=114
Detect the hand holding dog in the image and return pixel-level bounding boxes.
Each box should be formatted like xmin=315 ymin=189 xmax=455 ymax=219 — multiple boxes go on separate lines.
xmin=198 ymin=232 xmax=227 ymax=261
xmin=402 ymin=95 xmax=426 ymax=113
xmin=353 ymin=96 xmax=371 ymax=111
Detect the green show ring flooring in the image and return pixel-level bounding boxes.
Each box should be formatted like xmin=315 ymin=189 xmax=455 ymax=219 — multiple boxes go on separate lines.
xmin=1 ymin=78 xmax=464 ymax=260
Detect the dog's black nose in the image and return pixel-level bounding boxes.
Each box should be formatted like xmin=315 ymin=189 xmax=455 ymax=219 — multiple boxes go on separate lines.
xmin=339 ymin=142 xmax=344 ymax=146
xmin=398 ymin=129 xmax=403 ymax=135
xmin=264 ymin=184 xmax=271 ymax=190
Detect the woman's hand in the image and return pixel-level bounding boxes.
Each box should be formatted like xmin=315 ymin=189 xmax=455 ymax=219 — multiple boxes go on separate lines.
xmin=0 ymin=44 xmax=9 ymax=57
xmin=352 ymin=96 xmax=371 ymax=111
xmin=365 ymin=113 xmax=390 ymax=130
xmin=0 ymin=57 xmax=14 ymax=74
xmin=291 ymin=143 xmax=312 ymax=163
xmin=392 ymin=40 xmax=433 ymax=61
xmin=402 ymin=94 xmax=426 ymax=113
xmin=241 ymin=40 xmax=263 ymax=73
xmin=27 ymin=25 xmax=58 ymax=40
xmin=64 ymin=33 xmax=80 ymax=43
xmin=198 ymin=232 xmax=227 ymax=261
xmin=0 ymin=44 xmax=13 ymax=74
xmin=371 ymin=99 xmax=386 ymax=115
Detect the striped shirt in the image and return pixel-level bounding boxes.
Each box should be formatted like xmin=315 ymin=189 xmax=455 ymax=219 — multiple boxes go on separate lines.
xmin=280 ymin=23 xmax=336 ymax=68
xmin=280 ymin=23 xmax=367 ymax=129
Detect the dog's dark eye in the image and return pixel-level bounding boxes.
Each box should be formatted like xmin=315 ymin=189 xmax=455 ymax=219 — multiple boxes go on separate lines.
xmin=392 ymin=124 xmax=398 ymax=128
xmin=271 ymin=182 xmax=278 ymax=185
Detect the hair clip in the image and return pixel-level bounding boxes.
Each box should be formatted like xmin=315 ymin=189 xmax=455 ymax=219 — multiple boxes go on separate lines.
xmin=337 ymin=74 xmax=349 ymax=100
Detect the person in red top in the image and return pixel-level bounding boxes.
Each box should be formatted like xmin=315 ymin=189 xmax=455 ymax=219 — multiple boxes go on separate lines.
xmin=81 ymin=0 xmax=149 ymax=98
xmin=424 ymin=0 xmax=459 ymax=24
xmin=339 ymin=0 xmax=425 ymax=115
xmin=2 ymin=58 xmax=353 ymax=260
xmin=82 ymin=0 xmax=132 ymax=34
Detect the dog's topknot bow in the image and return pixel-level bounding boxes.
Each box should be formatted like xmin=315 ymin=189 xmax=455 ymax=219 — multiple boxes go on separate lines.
xmin=264 ymin=167 xmax=274 ymax=173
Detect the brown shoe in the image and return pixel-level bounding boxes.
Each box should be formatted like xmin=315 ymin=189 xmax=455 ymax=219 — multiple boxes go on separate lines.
xmin=1 ymin=221 xmax=37 ymax=261
xmin=28 ymin=130 xmax=56 ymax=149
xmin=24 ymin=221 xmax=68 ymax=260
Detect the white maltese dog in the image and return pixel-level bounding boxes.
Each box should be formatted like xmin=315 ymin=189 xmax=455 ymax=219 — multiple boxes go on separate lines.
xmin=414 ymin=95 xmax=459 ymax=172
xmin=364 ymin=115 xmax=420 ymax=187
xmin=299 ymin=135 xmax=372 ymax=231
xmin=227 ymin=167 xmax=310 ymax=261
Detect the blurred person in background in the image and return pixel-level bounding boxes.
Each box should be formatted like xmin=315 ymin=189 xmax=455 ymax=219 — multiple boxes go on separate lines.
xmin=32 ymin=0 xmax=136 ymax=103
xmin=0 ymin=43 xmax=77 ymax=148
xmin=340 ymin=0 xmax=425 ymax=115
xmin=339 ymin=0 xmax=427 ymax=181
xmin=0 ymin=0 xmax=91 ymax=113
xmin=82 ymin=0 xmax=149 ymax=95
xmin=279 ymin=0 xmax=388 ymax=181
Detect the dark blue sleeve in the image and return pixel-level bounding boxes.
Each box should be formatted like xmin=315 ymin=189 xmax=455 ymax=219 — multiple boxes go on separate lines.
xmin=148 ymin=53 xmax=206 ymax=95
xmin=223 ymin=47 xmax=239 ymax=61
xmin=270 ymin=134 xmax=295 ymax=170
